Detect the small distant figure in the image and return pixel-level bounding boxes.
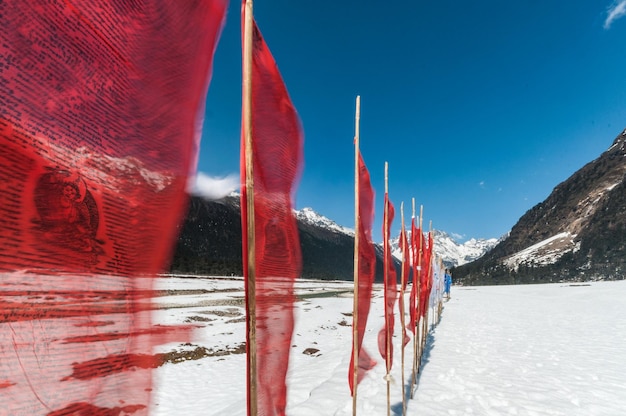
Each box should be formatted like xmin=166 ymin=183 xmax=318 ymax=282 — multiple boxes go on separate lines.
xmin=444 ymin=269 xmax=452 ymax=300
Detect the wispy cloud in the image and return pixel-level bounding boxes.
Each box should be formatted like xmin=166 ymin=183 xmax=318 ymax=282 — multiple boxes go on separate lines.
xmin=479 ymin=181 xmax=486 ymax=189
xmin=188 ymin=172 xmax=239 ymax=200
xmin=451 ymin=232 xmax=465 ymax=242
xmin=604 ymin=1 xmax=626 ymax=29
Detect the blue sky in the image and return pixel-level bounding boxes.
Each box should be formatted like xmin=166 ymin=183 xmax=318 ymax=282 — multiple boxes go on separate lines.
xmin=196 ymin=1 xmax=626 ymax=243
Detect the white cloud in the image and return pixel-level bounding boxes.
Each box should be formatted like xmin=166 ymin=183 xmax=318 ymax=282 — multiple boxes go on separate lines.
xmin=604 ymin=0 xmax=626 ymax=29
xmin=188 ymin=172 xmax=239 ymax=200
xmin=479 ymin=181 xmax=486 ymax=189
xmin=451 ymin=232 xmax=465 ymax=241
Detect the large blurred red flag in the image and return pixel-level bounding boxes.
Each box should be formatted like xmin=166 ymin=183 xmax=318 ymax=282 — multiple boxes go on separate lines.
xmin=378 ymin=194 xmax=397 ymax=372
xmin=0 ymin=0 xmax=227 ymax=413
xmin=348 ymin=151 xmax=377 ymax=395
xmin=239 ymin=3 xmax=304 ymax=414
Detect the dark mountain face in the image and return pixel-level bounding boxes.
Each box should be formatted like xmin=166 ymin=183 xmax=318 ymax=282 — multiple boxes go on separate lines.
xmin=169 ymin=195 xmax=243 ymax=276
xmin=169 ymin=195 xmax=387 ymax=281
xmin=454 ymin=129 xmax=626 ymax=285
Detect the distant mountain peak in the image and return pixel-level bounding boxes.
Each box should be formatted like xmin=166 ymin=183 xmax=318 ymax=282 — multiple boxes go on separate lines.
xmin=390 ymin=229 xmax=498 ymax=269
xmin=295 ymin=207 xmax=354 ymax=236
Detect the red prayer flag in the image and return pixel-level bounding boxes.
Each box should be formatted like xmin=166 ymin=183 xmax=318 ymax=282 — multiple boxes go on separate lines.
xmin=1 ymin=1 xmax=227 ymax=414
xmin=420 ymin=232 xmax=434 ymax=318
xmin=378 ymin=194 xmax=398 ymax=372
xmin=348 ymin=151 xmax=377 ymax=395
xmin=409 ymin=220 xmax=423 ymax=333
xmin=399 ymin=223 xmax=411 ymax=347
xmin=240 ymin=4 xmax=304 ymax=414
xmin=400 ymin=223 xmax=412 ymax=292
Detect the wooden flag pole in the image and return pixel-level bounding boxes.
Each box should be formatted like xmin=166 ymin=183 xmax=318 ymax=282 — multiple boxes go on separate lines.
xmin=419 ymin=206 xmax=426 ymax=371
xmin=384 ymin=161 xmax=391 ymax=416
xmin=411 ymin=205 xmax=424 ymax=399
xmin=426 ymin=220 xmax=436 ymax=328
xmin=438 ymin=257 xmax=444 ymax=323
xmin=352 ymin=95 xmax=361 ymax=416
xmin=242 ymin=1 xmax=257 ymax=415
xmin=399 ymin=202 xmax=407 ymax=416
xmin=409 ymin=198 xmax=418 ymax=395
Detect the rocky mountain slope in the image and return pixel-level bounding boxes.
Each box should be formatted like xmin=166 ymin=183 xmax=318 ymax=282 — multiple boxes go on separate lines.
xmin=168 ymin=195 xmax=387 ymax=281
xmin=169 ymin=194 xmax=496 ymax=280
xmin=454 ymin=128 xmax=626 ymax=285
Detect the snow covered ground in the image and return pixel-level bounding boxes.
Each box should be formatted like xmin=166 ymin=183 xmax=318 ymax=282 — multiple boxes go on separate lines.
xmin=150 ymin=277 xmax=626 ymax=415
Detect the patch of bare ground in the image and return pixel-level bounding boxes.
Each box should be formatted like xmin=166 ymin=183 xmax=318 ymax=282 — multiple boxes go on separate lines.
xmin=184 ymin=316 xmax=215 ymax=323
xmin=302 ymin=348 xmax=321 ymax=357
xmin=297 ymin=290 xmax=352 ymax=300
xmin=204 ymin=307 xmax=242 ymax=317
xmin=156 ymin=297 xmax=244 ymax=310
xmin=156 ymin=288 xmax=241 ymax=297
xmin=160 ymin=343 xmax=246 ymax=364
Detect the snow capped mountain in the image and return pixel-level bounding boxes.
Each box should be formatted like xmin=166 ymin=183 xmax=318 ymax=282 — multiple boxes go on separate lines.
xmin=295 ymin=207 xmax=497 ymax=268
xmin=294 ymin=207 xmax=354 ymax=236
xmin=431 ymin=230 xmax=499 ymax=268
xmin=389 ymin=229 xmax=498 ymax=269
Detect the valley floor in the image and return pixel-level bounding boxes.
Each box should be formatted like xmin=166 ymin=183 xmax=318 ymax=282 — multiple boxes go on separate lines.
xmin=150 ymin=277 xmax=626 ymax=415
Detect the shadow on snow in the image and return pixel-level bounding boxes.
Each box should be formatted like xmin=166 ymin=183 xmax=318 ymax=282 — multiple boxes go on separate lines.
xmin=390 ymin=322 xmax=437 ymax=416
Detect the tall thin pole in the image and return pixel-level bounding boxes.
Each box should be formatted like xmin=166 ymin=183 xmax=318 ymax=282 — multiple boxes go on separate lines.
xmin=242 ymin=1 xmax=257 ymax=415
xmin=352 ymin=95 xmax=361 ymax=416
xmin=411 ymin=204 xmax=423 ymax=399
xmin=384 ymin=162 xmax=391 ymax=416
xmin=438 ymin=257 xmax=444 ymax=323
xmin=419 ymin=205 xmax=425 ymax=371
xmin=399 ymin=202 xmax=407 ymax=416
xmin=428 ymin=220 xmax=434 ymax=329
xmin=410 ymin=199 xmax=418 ymax=395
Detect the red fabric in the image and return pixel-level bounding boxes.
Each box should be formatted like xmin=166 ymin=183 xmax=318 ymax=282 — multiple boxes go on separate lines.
xmin=0 ymin=1 xmax=227 ymax=414
xmin=348 ymin=151 xmax=377 ymax=395
xmin=419 ymin=232 xmax=434 ymax=318
xmin=377 ymin=194 xmax=397 ymax=372
xmin=400 ymin=225 xmax=411 ymax=292
xmin=408 ymin=221 xmax=422 ymax=333
xmin=239 ymin=5 xmax=304 ymax=414
xmin=399 ymin=225 xmax=411 ymax=347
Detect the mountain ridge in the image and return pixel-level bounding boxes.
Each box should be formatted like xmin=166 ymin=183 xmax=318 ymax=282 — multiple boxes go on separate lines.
xmin=169 ymin=195 xmax=389 ymax=281
xmin=169 ymin=196 xmax=496 ymax=280
xmin=454 ymin=128 xmax=626 ymax=284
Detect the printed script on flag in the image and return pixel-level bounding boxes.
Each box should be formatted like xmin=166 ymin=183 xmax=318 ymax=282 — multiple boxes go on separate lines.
xmin=0 ymin=0 xmax=227 ymax=413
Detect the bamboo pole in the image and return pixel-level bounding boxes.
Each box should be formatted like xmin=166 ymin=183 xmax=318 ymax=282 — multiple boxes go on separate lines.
xmin=399 ymin=202 xmax=407 ymax=416
xmin=418 ymin=206 xmax=425 ymax=368
xmin=438 ymin=257 xmax=444 ymax=323
xmin=351 ymin=95 xmax=361 ymax=416
xmin=410 ymin=205 xmax=423 ymax=399
xmin=428 ymin=220 xmax=434 ymax=330
xmin=242 ymin=1 xmax=257 ymax=414
xmin=409 ymin=199 xmax=418 ymax=394
xmin=384 ymin=162 xmax=391 ymax=416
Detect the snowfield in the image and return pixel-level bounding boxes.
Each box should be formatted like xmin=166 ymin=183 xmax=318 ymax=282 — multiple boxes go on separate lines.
xmin=150 ymin=277 xmax=626 ymax=415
